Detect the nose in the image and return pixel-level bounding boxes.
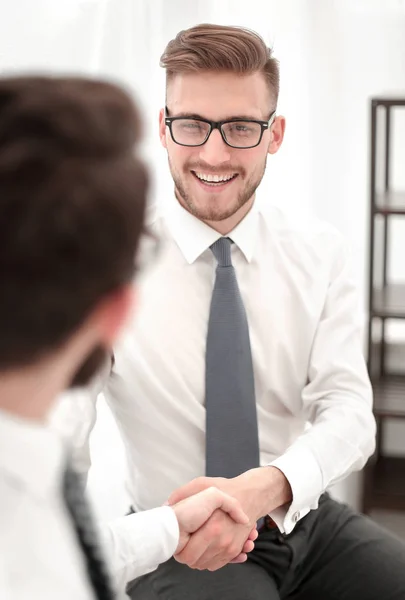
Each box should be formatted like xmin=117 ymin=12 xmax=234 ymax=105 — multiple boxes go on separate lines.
xmin=199 ymin=128 xmax=231 ymax=165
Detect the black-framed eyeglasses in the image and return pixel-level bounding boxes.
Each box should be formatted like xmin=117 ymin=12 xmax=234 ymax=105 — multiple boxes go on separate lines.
xmin=165 ymin=109 xmax=276 ymax=149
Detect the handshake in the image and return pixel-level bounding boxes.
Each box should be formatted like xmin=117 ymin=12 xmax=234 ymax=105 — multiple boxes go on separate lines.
xmin=166 ymin=466 xmax=291 ymax=572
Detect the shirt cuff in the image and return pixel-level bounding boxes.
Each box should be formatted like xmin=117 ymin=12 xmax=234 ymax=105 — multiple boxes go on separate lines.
xmin=141 ymin=505 xmax=180 ymax=564
xmin=103 ymin=506 xmax=179 ymax=587
xmin=269 ymin=444 xmax=324 ymax=534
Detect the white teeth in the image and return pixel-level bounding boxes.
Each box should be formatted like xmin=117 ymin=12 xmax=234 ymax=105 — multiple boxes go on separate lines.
xmin=195 ymin=172 xmax=235 ymax=183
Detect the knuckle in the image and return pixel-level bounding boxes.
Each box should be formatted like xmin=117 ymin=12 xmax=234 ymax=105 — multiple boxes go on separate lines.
xmin=219 ymin=536 xmax=232 ymax=551
xmin=176 ymin=550 xmax=193 ymax=566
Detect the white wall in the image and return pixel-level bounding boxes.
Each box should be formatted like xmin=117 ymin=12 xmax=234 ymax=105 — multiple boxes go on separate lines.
xmin=1 ymin=0 xmax=405 ymax=516
xmin=308 ymin=0 xmax=405 ymax=293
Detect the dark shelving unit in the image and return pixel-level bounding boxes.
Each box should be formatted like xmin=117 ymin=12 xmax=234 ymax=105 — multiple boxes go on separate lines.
xmin=362 ymin=96 xmax=405 ymax=515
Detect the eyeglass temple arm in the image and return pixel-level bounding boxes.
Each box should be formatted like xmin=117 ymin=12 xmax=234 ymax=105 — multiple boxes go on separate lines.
xmin=268 ymin=111 xmax=277 ymax=127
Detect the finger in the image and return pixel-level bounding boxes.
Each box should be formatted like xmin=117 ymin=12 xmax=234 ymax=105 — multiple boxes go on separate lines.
xmin=242 ymin=539 xmax=255 ymax=553
xmin=248 ymin=528 xmax=259 ymax=541
xmin=230 ymin=553 xmax=248 ymax=564
xmin=192 ymin=542 xmax=249 ymax=571
xmin=189 ymin=530 xmax=246 ymax=571
xmin=213 ymin=489 xmax=249 ymax=525
xmin=168 ymin=478 xmax=211 ymax=505
xmin=177 ymin=513 xmax=234 ymax=570
xmin=174 ymin=530 xmax=214 ymax=567
xmin=188 ymin=488 xmax=249 ymax=526
xmin=195 ymin=546 xmax=235 ymax=572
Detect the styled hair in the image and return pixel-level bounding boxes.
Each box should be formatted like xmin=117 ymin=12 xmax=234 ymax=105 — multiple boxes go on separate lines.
xmin=0 ymin=76 xmax=148 ymax=369
xmin=160 ymin=23 xmax=279 ymax=106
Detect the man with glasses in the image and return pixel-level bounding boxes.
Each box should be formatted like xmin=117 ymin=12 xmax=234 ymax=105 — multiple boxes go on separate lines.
xmin=83 ymin=24 xmax=405 ymax=600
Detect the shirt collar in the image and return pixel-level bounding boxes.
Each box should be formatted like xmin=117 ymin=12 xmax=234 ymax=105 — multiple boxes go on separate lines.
xmin=0 ymin=408 xmax=66 ymax=501
xmin=164 ymin=197 xmax=260 ymax=264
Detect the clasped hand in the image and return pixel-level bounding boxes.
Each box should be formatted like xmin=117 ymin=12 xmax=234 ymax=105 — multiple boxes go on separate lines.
xmin=168 ymin=470 xmax=270 ymax=572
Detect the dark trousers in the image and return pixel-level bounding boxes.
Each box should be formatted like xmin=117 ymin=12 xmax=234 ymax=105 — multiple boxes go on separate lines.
xmin=128 ymin=494 xmax=405 ymax=600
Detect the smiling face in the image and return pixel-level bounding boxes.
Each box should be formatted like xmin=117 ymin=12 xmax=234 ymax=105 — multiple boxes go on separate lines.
xmin=159 ymin=70 xmax=285 ymax=230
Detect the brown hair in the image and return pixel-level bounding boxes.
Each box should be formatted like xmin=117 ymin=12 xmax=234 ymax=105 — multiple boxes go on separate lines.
xmin=160 ymin=23 xmax=279 ymax=107
xmin=0 ymin=76 xmax=148 ymax=370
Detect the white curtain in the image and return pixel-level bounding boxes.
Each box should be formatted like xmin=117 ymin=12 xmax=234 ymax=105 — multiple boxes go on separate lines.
xmin=1 ymin=0 xmax=405 ymax=514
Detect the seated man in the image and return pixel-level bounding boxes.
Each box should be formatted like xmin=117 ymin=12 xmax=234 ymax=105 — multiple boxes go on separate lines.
xmin=0 ymin=75 xmax=252 ymax=600
xmin=82 ymin=23 xmax=405 ymax=600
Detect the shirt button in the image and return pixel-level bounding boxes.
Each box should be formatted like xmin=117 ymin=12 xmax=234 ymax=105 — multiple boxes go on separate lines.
xmin=292 ymin=511 xmax=300 ymax=523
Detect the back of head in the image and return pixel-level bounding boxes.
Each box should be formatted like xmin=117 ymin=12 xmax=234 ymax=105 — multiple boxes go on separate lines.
xmin=0 ymin=76 xmax=148 ymax=370
xmin=160 ymin=23 xmax=279 ymax=106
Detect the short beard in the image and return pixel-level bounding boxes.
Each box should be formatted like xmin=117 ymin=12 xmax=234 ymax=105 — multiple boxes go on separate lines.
xmin=169 ymin=158 xmax=267 ymax=222
xmin=69 ymin=345 xmax=108 ymax=388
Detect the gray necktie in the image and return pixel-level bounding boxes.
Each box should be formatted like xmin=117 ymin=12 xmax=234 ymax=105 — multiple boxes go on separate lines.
xmin=205 ymin=237 xmax=260 ymax=478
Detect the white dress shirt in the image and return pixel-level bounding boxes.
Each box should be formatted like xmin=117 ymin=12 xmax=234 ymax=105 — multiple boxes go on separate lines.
xmin=0 ymin=407 xmax=179 ymax=599
xmin=81 ymin=197 xmax=375 ymax=540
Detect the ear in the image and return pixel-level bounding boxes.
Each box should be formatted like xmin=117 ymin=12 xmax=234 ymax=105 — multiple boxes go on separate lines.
xmin=91 ymin=285 xmax=136 ymax=348
xmin=267 ymin=115 xmax=286 ymax=155
xmin=159 ymin=108 xmax=168 ymax=149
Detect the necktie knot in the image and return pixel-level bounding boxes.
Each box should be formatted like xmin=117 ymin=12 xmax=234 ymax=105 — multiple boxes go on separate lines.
xmin=210 ymin=237 xmax=232 ymax=267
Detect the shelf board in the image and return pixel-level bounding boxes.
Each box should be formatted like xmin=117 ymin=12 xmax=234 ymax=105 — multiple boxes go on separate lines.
xmin=373 ymin=376 xmax=405 ymax=418
xmin=364 ymin=456 xmax=405 ymax=511
xmin=369 ymin=341 xmax=405 ymax=377
xmin=372 ymin=96 xmax=405 ymax=107
xmin=374 ymin=191 xmax=405 ymax=215
xmin=371 ymin=284 xmax=405 ymax=319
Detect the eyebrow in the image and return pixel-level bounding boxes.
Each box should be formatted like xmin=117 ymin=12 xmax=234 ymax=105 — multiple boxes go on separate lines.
xmin=165 ymin=108 xmax=265 ymax=122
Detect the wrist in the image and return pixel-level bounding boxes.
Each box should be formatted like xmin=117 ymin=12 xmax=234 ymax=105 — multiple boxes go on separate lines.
xmin=172 ymin=506 xmax=188 ymax=554
xmin=252 ymin=466 xmax=292 ymax=516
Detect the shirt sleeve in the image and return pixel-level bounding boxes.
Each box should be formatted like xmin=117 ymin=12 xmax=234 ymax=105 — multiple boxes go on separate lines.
xmin=100 ymin=506 xmax=179 ymax=590
xmin=268 ymin=233 xmax=376 ymax=534
xmin=69 ymin=356 xmax=113 ymax=477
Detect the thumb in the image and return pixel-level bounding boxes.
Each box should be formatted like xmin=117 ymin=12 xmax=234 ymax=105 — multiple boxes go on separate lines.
xmin=187 ymin=488 xmax=249 ymax=526
xmin=168 ymin=477 xmax=212 ymax=506
xmin=173 ymin=488 xmax=249 ymax=536
xmin=211 ymin=489 xmax=249 ymax=525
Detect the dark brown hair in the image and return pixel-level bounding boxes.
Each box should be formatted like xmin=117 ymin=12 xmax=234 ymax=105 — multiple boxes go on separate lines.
xmin=160 ymin=23 xmax=280 ymax=106
xmin=0 ymin=76 xmax=148 ymax=370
